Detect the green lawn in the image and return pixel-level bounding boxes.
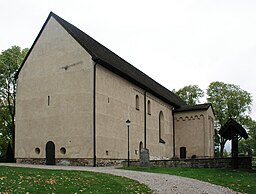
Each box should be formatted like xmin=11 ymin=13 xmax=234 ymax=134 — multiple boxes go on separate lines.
xmin=0 ymin=166 xmax=152 ymax=193
xmin=123 ymin=167 xmax=256 ymax=194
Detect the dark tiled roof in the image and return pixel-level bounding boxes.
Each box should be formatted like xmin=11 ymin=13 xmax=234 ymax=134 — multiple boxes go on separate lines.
xmin=219 ymin=118 xmax=248 ymax=140
xmin=174 ymin=103 xmax=212 ymax=113
xmin=16 ymin=12 xmax=186 ymax=108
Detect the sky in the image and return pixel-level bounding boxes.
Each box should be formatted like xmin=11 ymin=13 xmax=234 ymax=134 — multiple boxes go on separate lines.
xmin=1 ymin=0 xmax=256 ymax=121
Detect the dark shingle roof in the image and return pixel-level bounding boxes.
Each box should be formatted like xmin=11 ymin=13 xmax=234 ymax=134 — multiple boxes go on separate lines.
xmin=16 ymin=12 xmax=186 ymax=108
xmin=174 ymin=103 xmax=212 ymax=113
xmin=219 ymin=118 xmax=248 ymax=140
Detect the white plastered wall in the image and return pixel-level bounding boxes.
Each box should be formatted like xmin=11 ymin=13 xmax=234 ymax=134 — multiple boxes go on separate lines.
xmin=95 ymin=65 xmax=173 ymax=160
xmin=174 ymin=108 xmax=215 ymax=158
xmin=15 ymin=17 xmax=94 ymax=159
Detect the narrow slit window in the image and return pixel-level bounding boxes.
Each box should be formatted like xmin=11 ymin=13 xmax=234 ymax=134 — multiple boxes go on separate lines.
xmin=147 ymin=100 xmax=151 ymax=115
xmin=48 ymin=96 xmax=50 ymax=106
xmin=135 ymin=95 xmax=139 ymax=110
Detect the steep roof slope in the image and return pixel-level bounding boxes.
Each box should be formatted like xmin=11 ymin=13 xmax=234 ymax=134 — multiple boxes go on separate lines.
xmin=219 ymin=118 xmax=248 ymax=140
xmin=16 ymin=12 xmax=186 ymax=108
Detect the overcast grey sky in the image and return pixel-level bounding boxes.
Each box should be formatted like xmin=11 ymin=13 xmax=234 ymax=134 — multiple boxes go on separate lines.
xmin=1 ymin=0 xmax=256 ymax=119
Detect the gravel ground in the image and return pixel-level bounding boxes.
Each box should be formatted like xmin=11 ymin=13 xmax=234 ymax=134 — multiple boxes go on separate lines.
xmin=0 ymin=163 xmax=239 ymax=194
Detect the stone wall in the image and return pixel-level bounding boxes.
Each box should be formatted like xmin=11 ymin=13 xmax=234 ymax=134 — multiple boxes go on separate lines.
xmin=16 ymin=158 xmax=124 ymax=167
xmin=16 ymin=158 xmax=93 ymax=166
xmin=123 ymin=157 xmax=252 ymax=169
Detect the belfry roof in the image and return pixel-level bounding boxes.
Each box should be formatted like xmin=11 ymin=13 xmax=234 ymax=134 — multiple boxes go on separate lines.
xmin=219 ymin=118 xmax=248 ymax=140
xmin=16 ymin=12 xmax=187 ymax=108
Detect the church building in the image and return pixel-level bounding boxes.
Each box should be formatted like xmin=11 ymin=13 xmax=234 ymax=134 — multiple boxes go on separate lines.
xmin=15 ymin=12 xmax=214 ymax=166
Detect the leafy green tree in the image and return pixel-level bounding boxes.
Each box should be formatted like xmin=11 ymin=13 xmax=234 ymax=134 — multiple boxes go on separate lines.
xmin=207 ymin=81 xmax=253 ymax=157
xmin=0 ymin=46 xmax=28 ymax=160
xmin=176 ymin=85 xmax=204 ymax=105
xmin=239 ymin=139 xmax=253 ymax=156
xmin=214 ymin=129 xmax=221 ymax=157
xmin=0 ymin=102 xmax=12 ymax=159
xmin=249 ymin=120 xmax=256 ymax=156
xmin=239 ymin=118 xmax=256 ymax=156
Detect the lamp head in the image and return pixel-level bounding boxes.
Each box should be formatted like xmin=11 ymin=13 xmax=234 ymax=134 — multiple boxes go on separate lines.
xmin=126 ymin=119 xmax=131 ymax=127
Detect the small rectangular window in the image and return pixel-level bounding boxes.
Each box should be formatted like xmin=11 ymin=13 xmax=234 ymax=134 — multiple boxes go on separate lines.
xmin=48 ymin=96 xmax=50 ymax=106
xmin=147 ymin=100 xmax=151 ymax=115
xmin=136 ymin=95 xmax=140 ymax=110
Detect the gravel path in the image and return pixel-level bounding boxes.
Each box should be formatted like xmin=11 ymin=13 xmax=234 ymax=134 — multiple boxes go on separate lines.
xmin=0 ymin=163 xmax=239 ymax=194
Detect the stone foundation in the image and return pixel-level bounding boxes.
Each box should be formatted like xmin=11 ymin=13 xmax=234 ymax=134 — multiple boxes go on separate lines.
xmin=123 ymin=157 xmax=252 ymax=169
xmin=16 ymin=158 xmax=94 ymax=166
xmin=16 ymin=158 xmax=125 ymax=167
xmin=16 ymin=158 xmax=46 ymax=165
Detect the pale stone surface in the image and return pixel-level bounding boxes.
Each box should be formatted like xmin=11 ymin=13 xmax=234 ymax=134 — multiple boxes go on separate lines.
xmin=15 ymin=17 xmax=94 ymax=159
xmin=95 ymin=65 xmax=174 ymax=160
xmin=15 ymin=14 xmax=215 ymax=164
xmin=174 ymin=108 xmax=215 ymax=158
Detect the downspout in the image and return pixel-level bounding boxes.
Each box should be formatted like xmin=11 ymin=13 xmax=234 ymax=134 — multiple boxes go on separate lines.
xmin=93 ymin=61 xmax=97 ymax=167
xmin=172 ymin=109 xmax=175 ymax=157
xmin=203 ymin=115 xmax=206 ymax=157
xmin=144 ymin=90 xmax=147 ymax=148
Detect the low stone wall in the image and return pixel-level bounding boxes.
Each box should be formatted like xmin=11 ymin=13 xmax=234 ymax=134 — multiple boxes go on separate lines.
xmin=96 ymin=159 xmax=124 ymax=167
xmin=123 ymin=157 xmax=252 ymax=169
xmin=16 ymin=158 xmax=124 ymax=167
xmin=16 ymin=157 xmax=252 ymax=169
xmin=16 ymin=158 xmax=94 ymax=166
xmin=16 ymin=158 xmax=46 ymax=165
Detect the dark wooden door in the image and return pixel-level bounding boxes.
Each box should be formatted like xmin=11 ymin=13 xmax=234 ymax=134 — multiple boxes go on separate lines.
xmin=46 ymin=141 xmax=55 ymax=165
xmin=180 ymin=147 xmax=186 ymax=159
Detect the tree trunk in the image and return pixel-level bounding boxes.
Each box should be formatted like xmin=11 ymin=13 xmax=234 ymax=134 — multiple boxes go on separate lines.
xmin=220 ymin=137 xmax=227 ymax=158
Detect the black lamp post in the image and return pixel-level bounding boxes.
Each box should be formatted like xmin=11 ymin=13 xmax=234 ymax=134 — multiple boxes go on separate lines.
xmin=126 ymin=119 xmax=131 ymax=167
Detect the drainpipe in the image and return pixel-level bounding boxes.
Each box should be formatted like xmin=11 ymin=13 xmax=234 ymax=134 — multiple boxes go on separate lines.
xmin=93 ymin=61 xmax=97 ymax=167
xmin=144 ymin=90 xmax=147 ymax=148
xmin=172 ymin=109 xmax=175 ymax=157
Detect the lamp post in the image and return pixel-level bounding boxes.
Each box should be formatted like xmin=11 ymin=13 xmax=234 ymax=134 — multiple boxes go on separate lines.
xmin=126 ymin=119 xmax=131 ymax=167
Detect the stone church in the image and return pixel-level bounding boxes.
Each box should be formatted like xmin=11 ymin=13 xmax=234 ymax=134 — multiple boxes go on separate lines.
xmin=15 ymin=12 xmax=214 ymax=166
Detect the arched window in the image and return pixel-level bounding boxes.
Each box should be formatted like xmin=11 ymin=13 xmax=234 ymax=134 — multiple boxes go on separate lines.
xmin=147 ymin=100 xmax=151 ymax=115
xmin=135 ymin=95 xmax=139 ymax=110
xmin=159 ymin=111 xmax=165 ymax=143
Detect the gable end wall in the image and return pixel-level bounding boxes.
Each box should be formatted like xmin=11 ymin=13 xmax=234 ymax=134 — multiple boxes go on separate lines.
xmin=15 ymin=17 xmax=94 ymax=160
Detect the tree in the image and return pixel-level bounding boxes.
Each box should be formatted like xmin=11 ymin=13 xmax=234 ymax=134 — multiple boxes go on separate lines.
xmin=239 ymin=118 xmax=256 ymax=156
xmin=0 ymin=102 xmax=12 ymax=159
xmin=0 ymin=46 xmax=28 ymax=160
xmin=238 ymin=139 xmax=253 ymax=156
xmin=207 ymin=81 xmax=253 ymax=157
xmin=175 ymin=85 xmax=204 ymax=105
xmin=248 ymin=120 xmax=256 ymax=156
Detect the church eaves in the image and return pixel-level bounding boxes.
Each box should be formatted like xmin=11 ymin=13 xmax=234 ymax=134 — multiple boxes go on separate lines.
xmin=16 ymin=12 xmax=186 ymax=108
xmin=174 ymin=103 xmax=213 ymax=113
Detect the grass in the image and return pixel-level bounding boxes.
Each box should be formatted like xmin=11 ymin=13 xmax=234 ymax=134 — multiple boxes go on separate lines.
xmin=123 ymin=167 xmax=256 ymax=194
xmin=0 ymin=166 xmax=152 ymax=194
